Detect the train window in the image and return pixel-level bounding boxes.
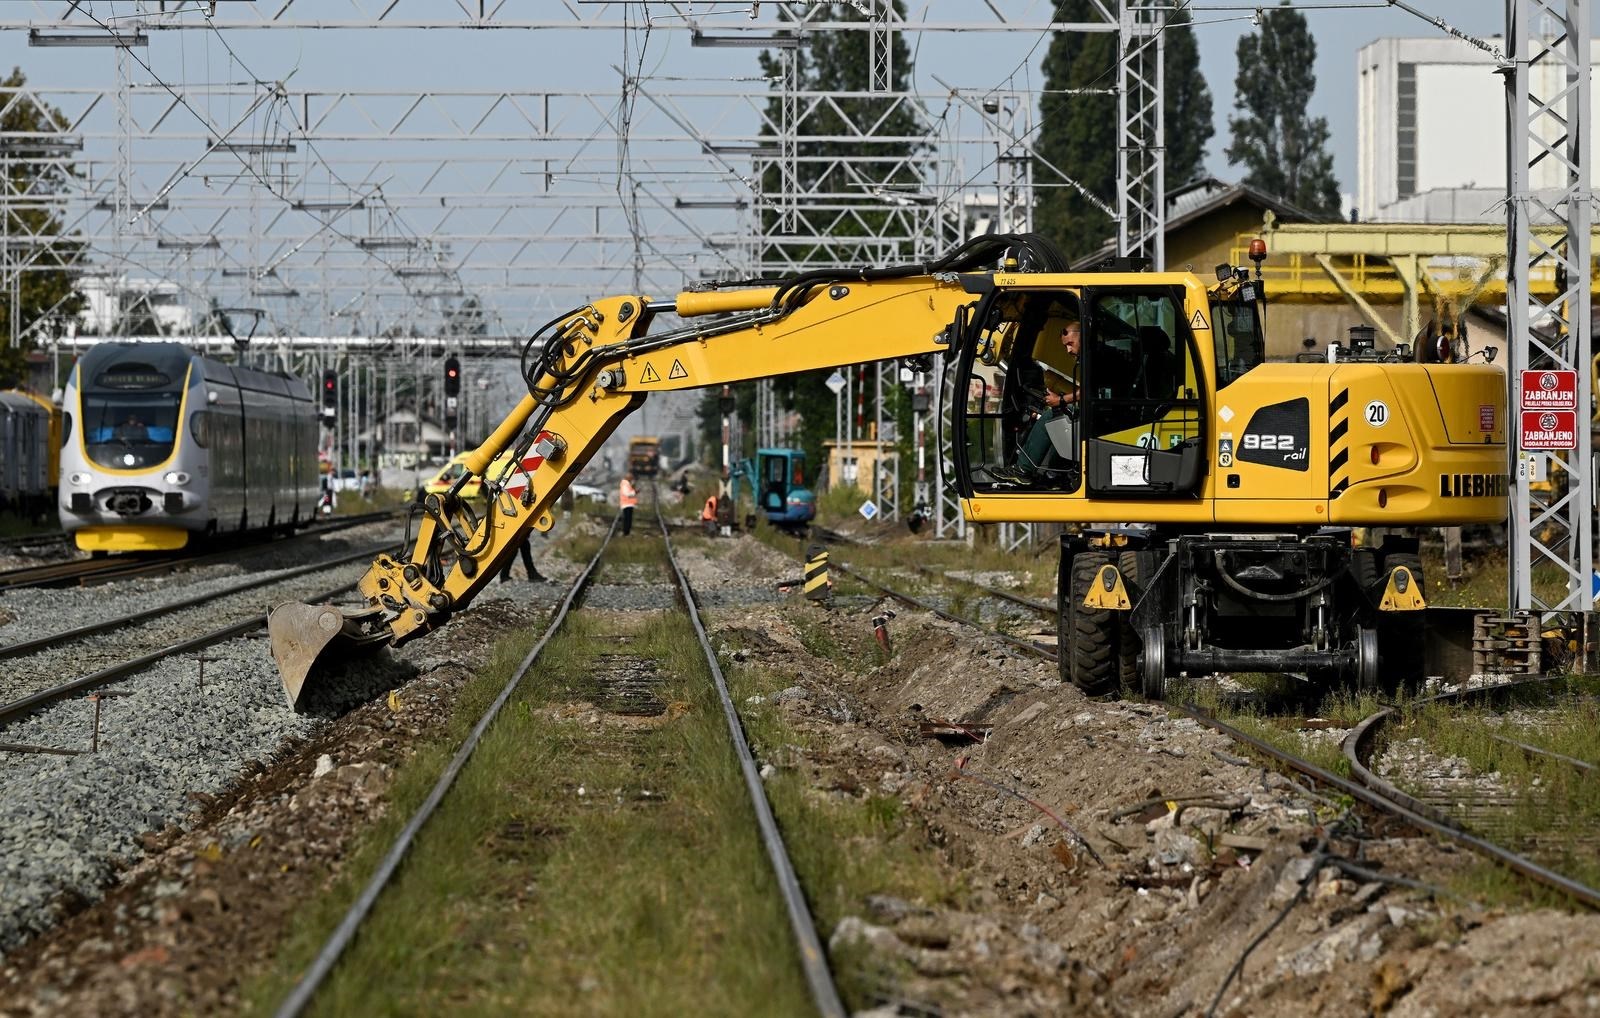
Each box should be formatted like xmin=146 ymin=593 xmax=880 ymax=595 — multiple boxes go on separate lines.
xmin=60 ymin=412 xmax=71 ymax=447
xmin=81 ymin=393 xmax=182 ymax=469
xmin=190 ymin=410 xmax=209 ymax=449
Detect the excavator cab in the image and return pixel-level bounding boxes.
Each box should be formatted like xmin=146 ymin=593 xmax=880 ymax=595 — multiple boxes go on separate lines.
xmin=950 ymin=282 xmax=1212 ymax=502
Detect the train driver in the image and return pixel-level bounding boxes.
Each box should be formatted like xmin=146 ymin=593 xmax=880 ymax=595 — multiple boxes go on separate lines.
xmin=115 ymin=414 xmax=149 ymax=443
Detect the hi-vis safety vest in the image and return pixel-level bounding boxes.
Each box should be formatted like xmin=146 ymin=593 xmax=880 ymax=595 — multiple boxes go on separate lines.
xmin=620 ymin=479 xmax=638 ymax=508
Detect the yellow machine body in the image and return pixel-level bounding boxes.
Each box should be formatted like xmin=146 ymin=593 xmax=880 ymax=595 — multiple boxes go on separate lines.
xmin=268 ymin=241 xmax=1509 ymax=707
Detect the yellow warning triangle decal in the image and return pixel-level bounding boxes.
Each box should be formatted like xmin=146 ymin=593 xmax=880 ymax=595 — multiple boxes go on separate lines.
xmin=668 ymin=359 xmax=688 ymax=380
xmin=1189 ymin=309 xmax=1208 ymax=330
xmin=639 ymin=362 xmax=660 ymax=383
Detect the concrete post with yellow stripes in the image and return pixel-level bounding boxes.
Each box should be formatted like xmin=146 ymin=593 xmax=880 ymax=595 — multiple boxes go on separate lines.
xmin=804 ymin=544 xmax=831 ymax=602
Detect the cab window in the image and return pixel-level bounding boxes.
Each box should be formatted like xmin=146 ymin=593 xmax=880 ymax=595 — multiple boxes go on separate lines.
xmin=1212 ymin=298 xmax=1266 ymax=387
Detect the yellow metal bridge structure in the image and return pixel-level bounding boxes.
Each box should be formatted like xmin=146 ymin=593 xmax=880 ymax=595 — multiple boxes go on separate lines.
xmin=1232 ymin=214 xmax=1598 ymax=347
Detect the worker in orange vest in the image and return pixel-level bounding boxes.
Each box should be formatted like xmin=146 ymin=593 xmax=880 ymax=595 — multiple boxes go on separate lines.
xmin=701 ymin=494 xmax=718 ymax=536
xmin=619 ymin=473 xmax=638 ymax=535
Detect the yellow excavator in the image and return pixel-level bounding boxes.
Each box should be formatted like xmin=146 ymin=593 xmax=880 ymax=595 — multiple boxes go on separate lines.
xmin=269 ymin=235 xmax=1508 ymax=708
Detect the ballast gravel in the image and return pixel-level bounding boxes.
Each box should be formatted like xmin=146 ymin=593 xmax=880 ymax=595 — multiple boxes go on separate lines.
xmin=0 ymin=528 xmax=392 ymax=651
xmin=0 ymin=563 xmax=374 ymax=710
xmin=0 ymin=637 xmax=327 ymax=950
xmin=0 ymin=571 xmax=559 ymax=956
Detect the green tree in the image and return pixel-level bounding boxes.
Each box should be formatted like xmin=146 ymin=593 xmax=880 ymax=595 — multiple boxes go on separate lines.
xmin=445 ymin=295 xmax=488 ymax=336
xmin=0 ymin=68 xmax=85 ymax=384
xmin=1036 ymin=3 xmax=1214 ymax=261
xmin=1225 ymin=3 xmax=1340 ymax=215
xmin=195 ymin=297 xmax=234 ymax=338
xmin=700 ymin=2 xmax=926 ymax=479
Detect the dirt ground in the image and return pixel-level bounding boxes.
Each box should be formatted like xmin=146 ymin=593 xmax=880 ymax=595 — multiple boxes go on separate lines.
xmin=4 ymin=526 xmax=1600 ymax=1017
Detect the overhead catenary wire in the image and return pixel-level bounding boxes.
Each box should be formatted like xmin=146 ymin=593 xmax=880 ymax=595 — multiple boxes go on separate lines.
xmin=62 ymin=3 xmax=482 ymax=328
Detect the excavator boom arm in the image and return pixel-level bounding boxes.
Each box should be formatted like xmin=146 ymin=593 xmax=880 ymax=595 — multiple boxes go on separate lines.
xmin=269 ymin=270 xmax=985 ymax=706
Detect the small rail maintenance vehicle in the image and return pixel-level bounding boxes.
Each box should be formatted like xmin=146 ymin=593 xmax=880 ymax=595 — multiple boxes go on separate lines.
xmin=627 ymin=435 xmax=661 ymax=477
xmin=269 ymin=235 xmax=1508 ymax=709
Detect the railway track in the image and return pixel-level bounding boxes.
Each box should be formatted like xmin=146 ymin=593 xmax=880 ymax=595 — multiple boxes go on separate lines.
xmin=835 ymin=558 xmax=1600 ymax=912
xmin=0 ymin=510 xmax=400 ymax=592
xmin=0 ymin=532 xmax=71 ymax=559
xmin=274 ymin=487 xmax=843 ymax=1017
xmin=0 ymin=542 xmax=395 ymax=727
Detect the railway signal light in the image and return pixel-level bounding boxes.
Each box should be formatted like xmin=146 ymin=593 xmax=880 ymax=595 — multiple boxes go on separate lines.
xmin=444 ymin=356 xmax=461 ymax=398
xmin=321 ymin=369 xmax=337 ymax=424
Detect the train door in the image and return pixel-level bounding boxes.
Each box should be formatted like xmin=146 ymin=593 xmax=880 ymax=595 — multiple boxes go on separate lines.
xmin=1078 ymin=286 xmax=1206 ymax=498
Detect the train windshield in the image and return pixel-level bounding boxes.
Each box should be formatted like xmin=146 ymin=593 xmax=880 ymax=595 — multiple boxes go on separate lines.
xmin=82 ymin=393 xmax=183 ymax=469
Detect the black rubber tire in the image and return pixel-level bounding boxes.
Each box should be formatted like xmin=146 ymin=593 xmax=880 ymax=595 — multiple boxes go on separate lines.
xmin=1062 ymin=550 xmax=1117 ymax=696
xmin=1055 ymin=550 xmax=1073 ymax=686
xmin=1116 ymin=549 xmax=1145 ymax=691
xmin=1377 ymin=551 xmax=1427 ymax=695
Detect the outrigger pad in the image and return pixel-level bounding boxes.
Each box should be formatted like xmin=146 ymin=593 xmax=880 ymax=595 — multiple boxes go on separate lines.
xmin=269 ymin=602 xmax=357 ymax=712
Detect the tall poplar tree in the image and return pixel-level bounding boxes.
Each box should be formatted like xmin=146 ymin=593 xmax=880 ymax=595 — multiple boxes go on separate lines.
xmin=0 ymin=68 xmax=84 ymax=384
xmin=1225 ymin=3 xmax=1341 ymax=215
xmin=1035 ymin=2 xmax=1214 ymax=261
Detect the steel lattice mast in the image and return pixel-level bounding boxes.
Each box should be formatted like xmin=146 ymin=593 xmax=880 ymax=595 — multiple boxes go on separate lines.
xmin=1505 ymin=0 xmax=1593 ymax=613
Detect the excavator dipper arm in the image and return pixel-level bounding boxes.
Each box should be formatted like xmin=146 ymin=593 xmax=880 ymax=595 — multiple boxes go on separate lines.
xmin=270 ymin=268 xmax=987 ymax=707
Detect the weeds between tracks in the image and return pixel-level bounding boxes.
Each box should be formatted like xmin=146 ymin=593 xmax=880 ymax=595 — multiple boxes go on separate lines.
xmin=249 ymin=526 xmax=947 ymax=1016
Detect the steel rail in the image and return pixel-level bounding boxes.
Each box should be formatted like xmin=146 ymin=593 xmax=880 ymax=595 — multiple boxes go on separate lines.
xmin=0 ymin=509 xmax=401 ymax=591
xmin=829 ymin=561 xmax=1600 ymax=909
xmin=272 ymin=516 xmax=620 ymax=1018
xmin=656 ymin=489 xmax=846 ymax=1018
xmin=0 ymin=569 xmax=377 ymax=729
xmin=831 ymin=560 xmax=1055 ymax=660
xmin=0 ymin=543 xmax=390 ymax=661
xmin=1340 ymin=678 xmax=1600 ymax=909
xmin=912 ymin=563 xmax=1056 ymax=616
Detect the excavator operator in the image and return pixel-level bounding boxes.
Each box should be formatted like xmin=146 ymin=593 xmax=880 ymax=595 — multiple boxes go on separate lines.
xmin=1002 ymin=298 xmax=1089 ymax=488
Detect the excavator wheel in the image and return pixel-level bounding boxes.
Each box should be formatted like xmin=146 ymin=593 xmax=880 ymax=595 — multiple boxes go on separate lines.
xmin=1060 ymin=550 xmax=1116 ymax=696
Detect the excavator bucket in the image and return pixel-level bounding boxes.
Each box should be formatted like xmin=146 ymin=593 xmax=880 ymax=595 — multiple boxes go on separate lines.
xmin=269 ymin=602 xmax=386 ymax=711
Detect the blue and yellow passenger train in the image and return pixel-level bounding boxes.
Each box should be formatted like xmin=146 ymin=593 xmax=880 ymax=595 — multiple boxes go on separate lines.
xmin=58 ymin=342 xmax=321 ymax=552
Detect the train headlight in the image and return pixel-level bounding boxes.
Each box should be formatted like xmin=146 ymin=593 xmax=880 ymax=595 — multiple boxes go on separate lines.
xmin=68 ymin=471 xmax=93 ymax=486
xmin=122 ymin=453 xmax=137 ymax=467
xmin=163 ymin=471 xmax=191 ymax=486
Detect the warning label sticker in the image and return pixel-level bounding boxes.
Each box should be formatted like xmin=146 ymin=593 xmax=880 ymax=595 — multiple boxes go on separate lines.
xmin=639 ymin=362 xmax=660 ymax=383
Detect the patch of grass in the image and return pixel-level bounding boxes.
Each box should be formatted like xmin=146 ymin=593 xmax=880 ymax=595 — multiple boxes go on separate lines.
xmin=251 ymin=577 xmax=830 ymax=1014
xmin=1390 ymin=686 xmax=1600 ymax=895
xmin=1420 ymin=544 xmax=1573 ymax=609
xmin=248 ymin=532 xmax=952 ymax=1016
xmin=815 ymin=484 xmax=870 ymax=519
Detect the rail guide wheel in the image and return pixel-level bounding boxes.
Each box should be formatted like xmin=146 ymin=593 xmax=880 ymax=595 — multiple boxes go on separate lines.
xmin=1138 ymin=627 xmax=1166 ymax=700
xmin=1355 ymin=627 xmax=1381 ymax=691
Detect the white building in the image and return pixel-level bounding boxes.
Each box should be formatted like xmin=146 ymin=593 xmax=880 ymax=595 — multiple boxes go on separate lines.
xmin=73 ymin=275 xmax=195 ymax=337
xmin=1357 ymin=36 xmax=1600 ymax=223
